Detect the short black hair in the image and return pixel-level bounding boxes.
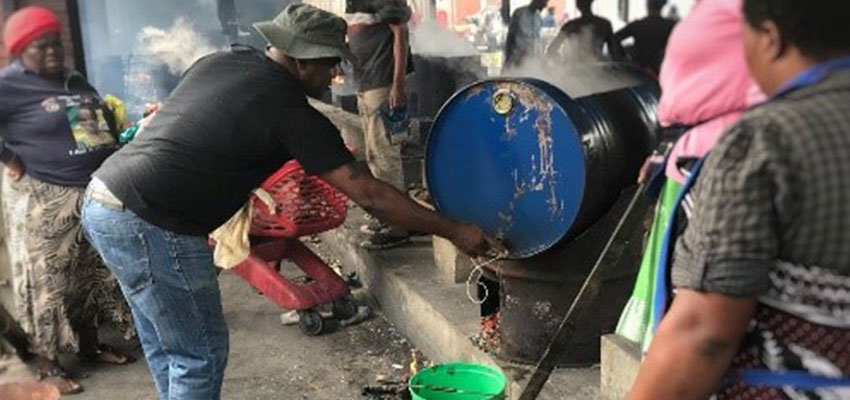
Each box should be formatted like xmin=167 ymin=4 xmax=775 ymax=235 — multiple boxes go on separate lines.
xmin=530 ymin=0 xmax=548 ymax=9
xmin=648 ymin=0 xmax=666 ymax=12
xmin=743 ymin=0 xmax=850 ymax=61
xmin=577 ymin=0 xmax=593 ymax=10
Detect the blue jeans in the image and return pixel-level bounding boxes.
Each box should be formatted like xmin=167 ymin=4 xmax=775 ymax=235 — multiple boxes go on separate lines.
xmin=81 ymin=199 xmax=229 ymax=400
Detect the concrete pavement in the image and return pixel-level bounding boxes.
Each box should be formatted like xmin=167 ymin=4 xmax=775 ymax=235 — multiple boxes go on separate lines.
xmin=1 ymin=270 xmax=420 ymax=399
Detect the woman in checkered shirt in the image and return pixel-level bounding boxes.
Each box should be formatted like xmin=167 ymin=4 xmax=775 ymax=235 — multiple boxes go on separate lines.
xmin=629 ymin=0 xmax=850 ymax=398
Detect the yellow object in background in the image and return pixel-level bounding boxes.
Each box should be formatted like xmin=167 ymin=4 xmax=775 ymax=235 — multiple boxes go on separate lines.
xmin=409 ymin=349 xmax=422 ymax=375
xmin=103 ymin=94 xmax=128 ymax=129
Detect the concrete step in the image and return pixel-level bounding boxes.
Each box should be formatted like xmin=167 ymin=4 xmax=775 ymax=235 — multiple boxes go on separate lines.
xmin=601 ymin=334 xmax=641 ymax=400
xmin=318 ymin=207 xmax=602 ymax=399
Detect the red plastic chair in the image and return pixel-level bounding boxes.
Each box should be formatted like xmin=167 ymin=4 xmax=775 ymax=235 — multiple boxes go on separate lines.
xmin=229 ymin=160 xmax=355 ymax=336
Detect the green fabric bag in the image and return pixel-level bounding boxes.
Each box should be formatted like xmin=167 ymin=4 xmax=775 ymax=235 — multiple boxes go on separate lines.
xmin=615 ymin=179 xmax=683 ymax=352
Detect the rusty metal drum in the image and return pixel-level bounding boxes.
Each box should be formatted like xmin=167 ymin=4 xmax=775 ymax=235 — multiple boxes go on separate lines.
xmin=425 ymin=77 xmax=660 ymax=258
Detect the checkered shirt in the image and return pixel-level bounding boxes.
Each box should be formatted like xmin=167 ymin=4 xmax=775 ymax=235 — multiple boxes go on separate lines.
xmin=671 ymin=69 xmax=850 ymax=297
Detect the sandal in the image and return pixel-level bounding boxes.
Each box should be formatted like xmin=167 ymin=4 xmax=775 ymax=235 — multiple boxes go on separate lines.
xmin=79 ymin=344 xmax=137 ymax=365
xmin=38 ymin=363 xmax=84 ymax=395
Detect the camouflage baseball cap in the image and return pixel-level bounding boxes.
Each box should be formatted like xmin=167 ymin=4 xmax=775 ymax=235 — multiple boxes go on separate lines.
xmin=254 ymin=4 xmax=355 ymax=61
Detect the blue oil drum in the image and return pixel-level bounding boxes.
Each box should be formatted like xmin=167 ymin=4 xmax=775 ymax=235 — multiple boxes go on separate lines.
xmin=426 ymin=74 xmax=660 ymax=258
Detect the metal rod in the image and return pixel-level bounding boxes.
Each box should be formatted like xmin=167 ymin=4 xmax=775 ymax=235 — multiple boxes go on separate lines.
xmin=519 ymin=185 xmax=646 ymax=400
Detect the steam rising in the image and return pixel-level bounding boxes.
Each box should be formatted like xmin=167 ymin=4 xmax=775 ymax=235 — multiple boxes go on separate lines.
xmin=138 ymin=18 xmax=219 ymax=75
xmin=503 ymin=40 xmax=644 ymax=98
xmin=411 ymin=20 xmax=478 ymax=57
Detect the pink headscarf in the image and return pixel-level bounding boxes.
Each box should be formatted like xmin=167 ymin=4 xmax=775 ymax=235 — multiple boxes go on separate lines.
xmin=658 ymin=0 xmax=765 ymax=184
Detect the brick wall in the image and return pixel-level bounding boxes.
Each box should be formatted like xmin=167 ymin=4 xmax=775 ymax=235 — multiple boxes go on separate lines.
xmin=0 ymin=0 xmax=76 ymax=68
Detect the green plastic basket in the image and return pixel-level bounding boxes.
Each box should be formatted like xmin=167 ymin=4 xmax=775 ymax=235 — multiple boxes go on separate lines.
xmin=409 ymin=362 xmax=506 ymax=400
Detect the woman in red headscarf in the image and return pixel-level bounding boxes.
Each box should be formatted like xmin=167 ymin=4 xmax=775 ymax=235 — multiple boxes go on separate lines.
xmin=0 ymin=6 xmax=135 ymax=394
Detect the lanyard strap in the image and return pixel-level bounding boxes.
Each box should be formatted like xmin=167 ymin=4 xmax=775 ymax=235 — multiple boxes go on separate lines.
xmin=733 ymin=369 xmax=850 ymax=390
xmin=651 ymin=163 xmax=850 ymax=390
xmin=652 ymin=57 xmax=850 ymax=328
xmin=651 ymin=157 xmax=707 ymax=331
xmin=774 ymin=56 xmax=850 ymax=97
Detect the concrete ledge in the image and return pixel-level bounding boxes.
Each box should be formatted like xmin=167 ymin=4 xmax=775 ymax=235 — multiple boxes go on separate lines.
xmin=600 ymin=334 xmax=641 ymax=399
xmin=319 ymin=206 xmax=601 ymax=399
xmin=431 ymin=235 xmax=473 ymax=284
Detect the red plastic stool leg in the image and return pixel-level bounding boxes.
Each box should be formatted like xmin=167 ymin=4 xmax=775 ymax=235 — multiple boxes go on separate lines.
xmin=231 ymin=239 xmax=349 ymax=312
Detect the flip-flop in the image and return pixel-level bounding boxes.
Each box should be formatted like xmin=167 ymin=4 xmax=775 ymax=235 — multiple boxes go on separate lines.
xmin=79 ymin=344 xmax=137 ymax=365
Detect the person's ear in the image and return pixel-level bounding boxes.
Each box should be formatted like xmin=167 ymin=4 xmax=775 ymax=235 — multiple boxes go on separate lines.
xmin=760 ymin=20 xmax=785 ymax=61
xmin=294 ymin=59 xmax=309 ymax=78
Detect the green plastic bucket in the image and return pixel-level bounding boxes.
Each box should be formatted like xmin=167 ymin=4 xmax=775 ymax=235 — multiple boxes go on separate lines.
xmin=409 ymin=362 xmax=506 ymax=400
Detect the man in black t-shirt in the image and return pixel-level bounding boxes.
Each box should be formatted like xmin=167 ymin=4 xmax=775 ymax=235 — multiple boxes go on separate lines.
xmin=81 ymin=5 xmax=503 ymax=399
xmin=547 ymin=0 xmax=623 ymax=61
xmin=613 ymin=0 xmax=677 ymax=75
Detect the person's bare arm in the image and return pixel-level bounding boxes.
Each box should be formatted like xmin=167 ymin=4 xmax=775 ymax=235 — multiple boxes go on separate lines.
xmin=389 ymin=24 xmax=408 ymax=109
xmin=627 ymin=290 xmax=757 ymax=400
xmin=322 ymin=162 xmax=506 ymax=257
xmin=547 ymin=20 xmax=574 ymax=58
xmin=546 ymin=30 xmax=567 ymax=57
xmin=613 ymin=23 xmax=633 ymax=47
xmin=606 ymin=23 xmax=625 ymax=61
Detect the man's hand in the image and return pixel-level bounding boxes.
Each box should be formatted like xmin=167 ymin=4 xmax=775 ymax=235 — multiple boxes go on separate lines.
xmin=637 ymin=156 xmax=653 ymax=184
xmin=5 ymin=157 xmax=24 ymax=182
xmin=322 ymin=163 xmax=508 ymax=258
xmin=638 ymin=153 xmax=666 ymax=184
xmin=449 ymin=222 xmax=508 ymax=258
xmin=389 ymin=83 xmax=406 ymax=110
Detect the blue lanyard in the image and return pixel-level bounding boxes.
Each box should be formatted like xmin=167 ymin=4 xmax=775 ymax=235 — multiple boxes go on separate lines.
xmin=774 ymin=55 xmax=850 ymax=97
xmin=652 ymin=158 xmax=706 ymax=332
xmin=735 ymin=369 xmax=850 ymax=390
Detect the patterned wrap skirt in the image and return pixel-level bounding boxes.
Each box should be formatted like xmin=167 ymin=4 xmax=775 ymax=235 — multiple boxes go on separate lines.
xmin=1 ymin=175 xmax=134 ymax=358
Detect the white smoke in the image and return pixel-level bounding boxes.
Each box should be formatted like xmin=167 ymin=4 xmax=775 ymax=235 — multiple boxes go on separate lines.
xmin=137 ymin=18 xmax=219 ymax=75
xmin=410 ymin=20 xmax=478 ymax=57
xmin=503 ymin=33 xmax=643 ymax=98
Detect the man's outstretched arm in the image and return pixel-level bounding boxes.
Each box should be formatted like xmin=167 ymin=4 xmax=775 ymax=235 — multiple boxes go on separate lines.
xmin=322 ymin=162 xmax=506 ymax=257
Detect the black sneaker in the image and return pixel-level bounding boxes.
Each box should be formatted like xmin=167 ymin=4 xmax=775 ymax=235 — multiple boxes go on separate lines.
xmin=360 ymin=232 xmax=412 ymax=250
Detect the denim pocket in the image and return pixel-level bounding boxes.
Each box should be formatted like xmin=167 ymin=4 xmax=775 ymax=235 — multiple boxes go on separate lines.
xmin=164 ymin=232 xmax=216 ymax=292
xmin=84 ymin=217 xmax=153 ymax=295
